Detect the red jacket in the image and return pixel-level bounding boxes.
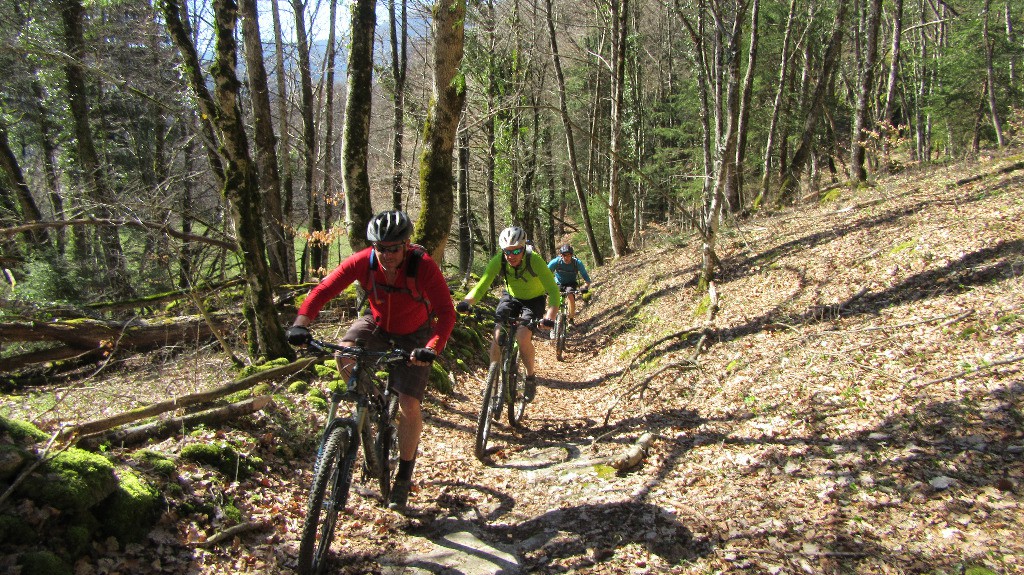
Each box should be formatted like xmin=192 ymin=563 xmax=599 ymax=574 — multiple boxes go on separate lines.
xmin=298 ymin=247 xmax=456 ymax=352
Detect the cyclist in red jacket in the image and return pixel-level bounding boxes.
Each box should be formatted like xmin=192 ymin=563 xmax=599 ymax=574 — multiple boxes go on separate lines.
xmin=286 ymin=210 xmax=456 ymax=512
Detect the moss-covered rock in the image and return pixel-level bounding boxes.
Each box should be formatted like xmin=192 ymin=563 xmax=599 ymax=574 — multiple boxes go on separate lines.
xmin=133 ymin=449 xmax=177 ymax=477
xmin=0 ymin=415 xmax=49 ymax=444
xmin=17 ymin=448 xmax=117 ymax=511
xmin=180 ymin=442 xmax=262 ymax=480
xmin=17 ymin=550 xmax=72 ymax=575
xmin=0 ymin=442 xmax=30 ymax=481
xmin=429 ymin=362 xmax=452 ymax=394
xmin=65 ymin=511 xmax=100 ymax=556
xmin=237 ymin=357 xmax=291 ymax=380
xmin=0 ymin=512 xmax=37 ymax=545
xmin=288 ymin=380 xmax=310 ymax=394
xmin=96 ymin=468 xmax=162 ymax=543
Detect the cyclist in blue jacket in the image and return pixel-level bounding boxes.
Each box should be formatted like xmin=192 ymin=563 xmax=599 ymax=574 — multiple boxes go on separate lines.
xmin=547 ymin=244 xmax=591 ymax=324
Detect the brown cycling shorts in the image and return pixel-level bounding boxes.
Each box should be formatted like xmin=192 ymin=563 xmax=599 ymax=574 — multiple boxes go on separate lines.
xmin=342 ymin=315 xmax=432 ymax=401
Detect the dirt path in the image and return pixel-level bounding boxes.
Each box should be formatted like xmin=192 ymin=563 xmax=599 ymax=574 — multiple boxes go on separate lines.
xmin=360 ymin=302 xmax=673 ymax=574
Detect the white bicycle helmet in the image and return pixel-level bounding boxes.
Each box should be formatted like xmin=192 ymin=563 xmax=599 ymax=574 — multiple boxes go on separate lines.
xmin=498 ymin=226 xmax=527 ymax=249
xmin=366 ymin=210 xmax=412 ymax=242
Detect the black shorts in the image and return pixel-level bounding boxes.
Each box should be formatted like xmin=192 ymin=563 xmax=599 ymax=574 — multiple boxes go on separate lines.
xmin=495 ymin=293 xmax=546 ymax=323
xmin=342 ymin=315 xmax=431 ymax=401
xmin=558 ymin=282 xmax=578 ymax=291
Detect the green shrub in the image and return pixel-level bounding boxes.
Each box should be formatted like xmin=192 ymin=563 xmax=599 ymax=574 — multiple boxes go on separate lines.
xmin=18 ymin=550 xmax=72 ymax=575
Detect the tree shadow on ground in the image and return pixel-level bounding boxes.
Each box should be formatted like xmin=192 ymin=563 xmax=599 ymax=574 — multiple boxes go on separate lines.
xmin=632 ymin=378 xmax=1024 ymax=572
xmin=485 ymin=500 xmax=704 ymax=570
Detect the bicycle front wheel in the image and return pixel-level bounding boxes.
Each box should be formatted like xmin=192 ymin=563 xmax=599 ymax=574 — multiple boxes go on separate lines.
xmin=297 ymin=422 xmax=358 ymax=575
xmin=475 ymin=361 xmax=503 ymax=459
xmin=376 ymin=394 xmax=400 ymax=502
xmin=555 ymin=311 xmax=567 ymax=361
xmin=507 ymin=346 xmax=528 ymax=427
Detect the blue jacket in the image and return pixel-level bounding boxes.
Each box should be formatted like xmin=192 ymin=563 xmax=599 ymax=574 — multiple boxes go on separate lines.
xmin=547 ymin=256 xmax=591 ymax=286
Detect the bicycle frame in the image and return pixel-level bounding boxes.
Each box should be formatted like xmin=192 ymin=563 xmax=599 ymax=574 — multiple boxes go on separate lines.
xmin=296 ymin=339 xmax=405 ymax=575
xmin=474 ymin=311 xmax=542 ymax=459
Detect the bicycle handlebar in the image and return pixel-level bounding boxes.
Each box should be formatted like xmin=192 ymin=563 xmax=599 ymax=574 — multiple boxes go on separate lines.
xmin=304 ymin=338 xmax=409 ymax=365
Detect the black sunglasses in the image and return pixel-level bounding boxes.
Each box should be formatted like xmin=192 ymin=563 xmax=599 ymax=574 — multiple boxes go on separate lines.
xmin=503 ymin=247 xmax=525 ymax=256
xmin=374 ymin=242 xmax=404 ymax=254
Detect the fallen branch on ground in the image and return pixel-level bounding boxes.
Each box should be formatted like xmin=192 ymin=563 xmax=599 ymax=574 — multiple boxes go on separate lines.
xmin=192 ymin=520 xmax=273 ymax=548
xmin=76 ymin=395 xmax=274 ymax=450
xmin=916 ymin=354 xmax=1024 ymax=387
xmin=610 ymin=432 xmax=654 ymax=470
xmin=64 ymin=357 xmax=317 ymax=439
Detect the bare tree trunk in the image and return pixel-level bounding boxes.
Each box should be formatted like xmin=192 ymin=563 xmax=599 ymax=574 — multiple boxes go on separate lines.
xmin=457 ymin=120 xmax=471 ymax=273
xmin=607 ymin=0 xmax=630 ymax=257
xmin=389 ymin=0 xmax=408 ymax=210
xmin=544 ymin=0 xmax=603 ymax=265
xmin=321 ymin=0 xmax=340 ymax=260
xmin=982 ymin=0 xmax=1005 ymax=147
xmin=0 ymin=119 xmax=50 ymax=250
xmin=270 ymin=0 xmax=295 ymax=281
xmin=240 ymin=0 xmax=288 ymax=285
xmin=416 ymin=0 xmax=466 ymax=262
xmin=60 ymin=0 xmax=135 ymax=299
xmin=780 ymin=1 xmax=847 ymax=202
xmin=758 ymin=0 xmax=797 ymax=205
xmin=292 ymin=0 xmax=320 ymax=279
xmin=341 ymin=0 xmax=376 ymax=254
xmin=733 ymin=0 xmax=759 ymax=212
xmin=161 ymin=0 xmax=293 ymax=360
xmin=850 ymin=0 xmax=882 ymax=182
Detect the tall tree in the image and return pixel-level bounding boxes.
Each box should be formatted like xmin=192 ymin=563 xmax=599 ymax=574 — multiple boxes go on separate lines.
xmin=850 ymin=0 xmax=882 ymax=182
xmin=239 ymin=0 xmax=289 ymax=285
xmin=544 ymin=0 xmax=603 ymax=265
xmin=342 ymin=0 xmax=376 ymax=253
xmin=161 ymin=0 xmax=293 ymax=360
xmin=270 ymin=0 xmax=296 ymax=281
xmin=780 ymin=1 xmax=847 ymax=202
xmin=60 ymin=0 xmax=135 ymax=299
xmin=416 ymin=0 xmax=467 ymax=261
xmin=607 ymin=0 xmax=630 ymax=257
xmin=388 ymin=0 xmax=409 ymax=210
xmin=292 ymin=0 xmax=321 ymax=279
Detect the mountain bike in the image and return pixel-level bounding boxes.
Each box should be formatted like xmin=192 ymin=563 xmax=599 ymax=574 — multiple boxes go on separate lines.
xmin=468 ymin=305 xmax=550 ymax=459
xmin=552 ymin=287 xmax=586 ymax=361
xmin=294 ymin=337 xmax=407 ymax=575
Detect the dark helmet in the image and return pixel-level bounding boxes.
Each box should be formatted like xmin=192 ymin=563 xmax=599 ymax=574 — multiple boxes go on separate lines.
xmin=366 ymin=210 xmax=412 ymax=242
xmin=559 ymin=244 xmax=574 ymax=255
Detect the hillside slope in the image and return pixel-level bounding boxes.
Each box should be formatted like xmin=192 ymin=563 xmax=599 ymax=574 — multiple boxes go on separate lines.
xmin=3 ymin=152 xmax=1022 ymax=574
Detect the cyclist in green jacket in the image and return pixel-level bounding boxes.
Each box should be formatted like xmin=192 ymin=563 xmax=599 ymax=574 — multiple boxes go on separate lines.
xmin=457 ymin=226 xmax=561 ymax=401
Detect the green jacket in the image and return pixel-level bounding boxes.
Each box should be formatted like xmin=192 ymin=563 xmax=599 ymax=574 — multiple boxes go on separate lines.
xmin=467 ymin=250 xmax=561 ymax=309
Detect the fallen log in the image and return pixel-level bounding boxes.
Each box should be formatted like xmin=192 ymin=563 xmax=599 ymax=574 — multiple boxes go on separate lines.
xmin=0 ymin=314 xmax=235 ymax=373
xmin=76 ymin=395 xmax=274 ymax=450
xmin=610 ymin=432 xmax=654 ymax=470
xmin=65 ymin=356 xmax=318 ymax=439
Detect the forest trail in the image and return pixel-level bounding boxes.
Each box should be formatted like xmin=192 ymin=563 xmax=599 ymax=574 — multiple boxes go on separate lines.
xmin=4 ymin=153 xmax=1023 ymax=574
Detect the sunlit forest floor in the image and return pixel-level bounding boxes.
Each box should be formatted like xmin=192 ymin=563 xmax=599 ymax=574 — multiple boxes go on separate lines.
xmin=5 ymin=150 xmax=1024 ymax=574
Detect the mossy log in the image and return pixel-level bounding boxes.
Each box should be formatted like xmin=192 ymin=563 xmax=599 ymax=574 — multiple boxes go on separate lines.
xmin=76 ymin=395 xmax=274 ymax=450
xmin=66 ymin=358 xmax=316 ymax=440
xmin=0 ymin=314 xmax=235 ymax=372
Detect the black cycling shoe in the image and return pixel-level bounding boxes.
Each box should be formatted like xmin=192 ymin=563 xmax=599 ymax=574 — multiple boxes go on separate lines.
xmin=524 ymin=375 xmax=537 ymax=402
xmin=389 ymin=478 xmax=412 ymax=513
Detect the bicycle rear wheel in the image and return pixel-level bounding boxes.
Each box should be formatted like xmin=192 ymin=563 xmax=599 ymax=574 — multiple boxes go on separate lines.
xmin=507 ymin=346 xmax=528 ymax=427
xmin=376 ymin=394 xmax=400 ymax=502
xmin=297 ymin=421 xmax=358 ymax=575
xmin=554 ymin=311 xmax=567 ymax=361
xmin=475 ymin=361 xmax=503 ymax=459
